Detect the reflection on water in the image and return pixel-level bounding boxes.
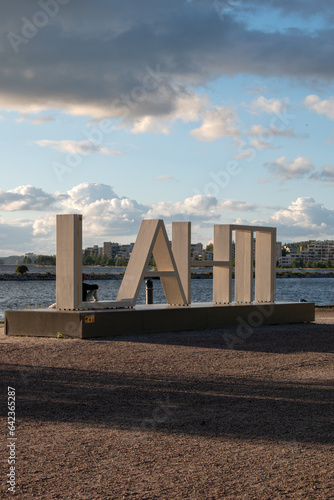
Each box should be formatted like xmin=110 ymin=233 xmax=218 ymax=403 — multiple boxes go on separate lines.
xmin=0 ymin=277 xmax=333 ymax=320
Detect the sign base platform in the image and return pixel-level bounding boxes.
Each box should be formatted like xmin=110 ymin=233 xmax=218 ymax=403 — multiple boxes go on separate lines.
xmin=4 ymin=302 xmax=315 ymax=339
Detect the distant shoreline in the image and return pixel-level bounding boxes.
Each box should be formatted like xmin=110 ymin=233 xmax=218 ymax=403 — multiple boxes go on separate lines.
xmin=1 ymin=271 xmax=334 ymax=281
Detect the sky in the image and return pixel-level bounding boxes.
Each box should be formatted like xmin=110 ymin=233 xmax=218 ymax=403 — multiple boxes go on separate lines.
xmin=1 ymin=0 xmax=334 ymax=256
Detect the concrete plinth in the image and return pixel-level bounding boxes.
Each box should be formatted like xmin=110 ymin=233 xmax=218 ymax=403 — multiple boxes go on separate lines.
xmin=4 ymin=302 xmax=315 ymax=339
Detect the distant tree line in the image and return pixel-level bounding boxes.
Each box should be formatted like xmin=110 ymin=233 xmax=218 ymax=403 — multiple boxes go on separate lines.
xmin=82 ymin=252 xmax=129 ymax=267
xmin=35 ymin=255 xmax=56 ymax=265
xmin=290 ymin=258 xmax=333 ymax=269
xmin=20 ymin=252 xmax=131 ymax=267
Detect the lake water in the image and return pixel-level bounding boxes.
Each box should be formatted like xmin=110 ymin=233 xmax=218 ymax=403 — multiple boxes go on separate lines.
xmin=1 ymin=264 xmax=333 ymax=275
xmin=0 ymin=265 xmax=125 ymax=275
xmin=0 ymin=277 xmax=333 ymax=320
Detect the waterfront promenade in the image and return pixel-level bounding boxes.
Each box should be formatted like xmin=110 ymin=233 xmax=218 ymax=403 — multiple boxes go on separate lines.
xmin=1 ymin=309 xmax=333 ymax=499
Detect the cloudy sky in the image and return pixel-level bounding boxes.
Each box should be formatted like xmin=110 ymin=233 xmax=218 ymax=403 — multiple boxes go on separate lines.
xmin=1 ymin=0 xmax=334 ymax=255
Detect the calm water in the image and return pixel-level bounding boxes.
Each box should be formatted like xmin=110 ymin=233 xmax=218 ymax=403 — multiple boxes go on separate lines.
xmin=0 ymin=265 xmax=125 ymax=275
xmin=1 ymin=264 xmax=333 ymax=275
xmin=0 ymin=278 xmax=333 ymax=320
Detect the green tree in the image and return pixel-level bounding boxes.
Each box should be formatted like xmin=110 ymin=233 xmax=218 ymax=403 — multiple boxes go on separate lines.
xmin=116 ymin=257 xmax=128 ymax=267
xmin=15 ymin=265 xmax=29 ymax=274
xmin=93 ymin=253 xmax=102 ymax=265
xmin=35 ymin=255 xmax=56 ymax=265
xmin=148 ymin=255 xmax=156 ymax=268
xmin=101 ymin=254 xmax=109 ymax=266
xmin=83 ymin=255 xmax=94 ymax=265
xmin=23 ymin=256 xmax=32 ymax=264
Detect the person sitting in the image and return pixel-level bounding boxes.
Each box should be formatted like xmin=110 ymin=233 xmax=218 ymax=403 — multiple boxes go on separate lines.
xmin=48 ymin=274 xmax=99 ymax=308
xmin=82 ymin=274 xmax=99 ymax=302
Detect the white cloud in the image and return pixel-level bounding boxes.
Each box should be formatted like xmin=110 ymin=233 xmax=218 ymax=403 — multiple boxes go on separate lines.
xmin=269 ymin=197 xmax=334 ymax=238
xmin=250 ymin=138 xmax=274 ymax=150
xmin=304 ymin=95 xmax=334 ymax=119
xmin=146 ymin=195 xmax=219 ymax=220
xmin=32 ymin=115 xmax=57 ymax=125
xmin=246 ymin=96 xmax=289 ymax=115
xmin=234 ymin=124 xmax=299 ymax=159
xmin=220 ymin=200 xmax=259 ymax=212
xmin=249 ymin=124 xmax=297 ymax=138
xmin=0 ymin=185 xmax=57 ymax=211
xmin=35 ymin=139 xmax=122 ymax=156
xmin=129 ymin=92 xmax=205 ymax=135
xmin=126 ymin=92 xmax=240 ymax=142
xmin=190 ymin=105 xmax=239 ymax=142
xmin=0 ymin=216 xmax=35 ymax=254
xmin=1 ymin=183 xmax=334 ymax=254
xmin=30 ymin=189 xmax=227 ymax=244
xmin=265 ymin=156 xmax=315 ymax=180
xmin=17 ymin=113 xmax=57 ymax=125
xmin=32 ymin=214 xmax=56 ymax=236
xmin=310 ymin=165 xmax=334 ymax=182
xmin=31 ymin=183 xmax=149 ymax=243
xmin=234 ymin=150 xmax=254 ymax=160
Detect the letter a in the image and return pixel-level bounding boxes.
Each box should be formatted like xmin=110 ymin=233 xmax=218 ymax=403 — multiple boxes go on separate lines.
xmin=117 ymin=220 xmax=187 ymax=306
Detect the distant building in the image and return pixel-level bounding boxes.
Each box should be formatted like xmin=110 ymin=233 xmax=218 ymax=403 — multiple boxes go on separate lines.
xmin=82 ymin=238 xmax=334 ymax=267
xmin=307 ymin=240 xmax=334 ymax=264
xmin=115 ymin=244 xmax=134 ymax=261
xmin=276 ymin=242 xmax=282 ymax=263
xmin=281 ymin=240 xmax=334 ymax=266
xmin=191 ymin=243 xmax=203 ymax=258
xmin=103 ymin=242 xmax=120 ymax=258
xmin=204 ymin=251 xmax=213 ymax=261
xmin=83 ymin=245 xmax=103 ymax=257
xmin=279 ymin=255 xmax=292 ymax=267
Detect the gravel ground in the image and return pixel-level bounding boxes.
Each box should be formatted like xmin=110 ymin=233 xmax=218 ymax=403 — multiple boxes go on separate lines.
xmin=1 ymin=309 xmax=333 ymax=499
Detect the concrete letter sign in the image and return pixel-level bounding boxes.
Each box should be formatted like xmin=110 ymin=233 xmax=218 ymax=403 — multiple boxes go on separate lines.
xmin=56 ymin=215 xmax=276 ymax=310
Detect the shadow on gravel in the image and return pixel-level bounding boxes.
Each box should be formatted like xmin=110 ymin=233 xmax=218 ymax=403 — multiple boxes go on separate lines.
xmin=96 ymin=322 xmax=334 ymax=354
xmin=1 ymin=361 xmax=333 ymax=445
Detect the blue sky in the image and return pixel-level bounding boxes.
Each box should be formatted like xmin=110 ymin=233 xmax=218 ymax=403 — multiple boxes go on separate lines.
xmin=1 ymin=0 xmax=334 ymax=255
